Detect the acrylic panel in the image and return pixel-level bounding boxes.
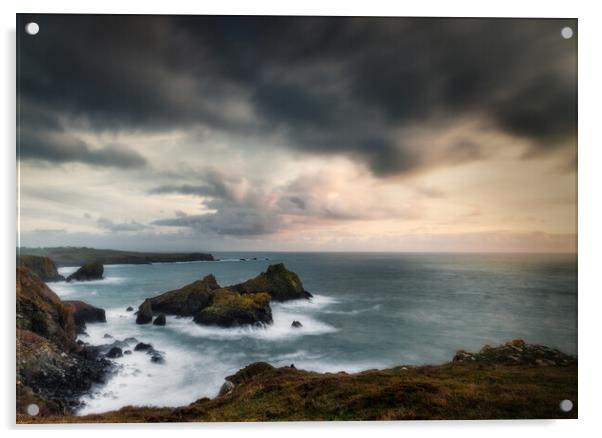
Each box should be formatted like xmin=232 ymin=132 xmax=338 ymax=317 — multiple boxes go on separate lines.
xmin=16 ymin=14 xmax=577 ymax=423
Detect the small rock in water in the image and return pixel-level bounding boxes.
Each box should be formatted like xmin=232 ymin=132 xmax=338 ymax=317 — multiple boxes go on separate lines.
xmin=136 ymin=300 xmax=153 ymax=325
xmin=291 ymin=320 xmax=303 ymax=328
xmin=106 ymin=347 xmax=123 ymax=358
xmin=124 ymin=350 xmax=132 ymax=355
xmin=149 ymin=352 xmax=165 ymax=364
xmin=153 ymin=313 xmax=166 ymax=326
xmin=134 ymin=342 xmax=153 ymax=351
xmin=103 ymin=333 xmax=113 ymax=339
xmin=126 ymin=306 xmax=134 ymax=312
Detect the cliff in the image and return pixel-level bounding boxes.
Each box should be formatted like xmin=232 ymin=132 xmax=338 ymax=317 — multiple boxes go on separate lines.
xmin=17 ymin=255 xmax=64 ymax=282
xmin=16 ymin=267 xmax=112 ymax=415
xmin=18 ymin=247 xmax=214 ymax=267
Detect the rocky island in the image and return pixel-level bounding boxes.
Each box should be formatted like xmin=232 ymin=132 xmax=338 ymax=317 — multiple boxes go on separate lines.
xmin=135 ymin=263 xmax=310 ymax=327
xmin=66 ymin=262 xmax=104 ymax=282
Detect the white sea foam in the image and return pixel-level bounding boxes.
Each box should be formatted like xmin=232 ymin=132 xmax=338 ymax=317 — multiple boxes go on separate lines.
xmin=169 ymin=308 xmax=337 ymax=341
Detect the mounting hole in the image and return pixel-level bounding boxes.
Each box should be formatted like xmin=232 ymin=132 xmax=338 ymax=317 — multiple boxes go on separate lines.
xmin=559 ymin=399 xmax=573 ymax=412
xmin=561 ymin=27 xmax=573 ymax=40
xmin=25 ymin=22 xmax=39 ymax=35
xmin=26 ymin=403 xmax=40 ymax=416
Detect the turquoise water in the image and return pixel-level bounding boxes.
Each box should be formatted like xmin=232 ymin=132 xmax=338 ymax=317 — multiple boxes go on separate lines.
xmin=49 ymin=252 xmax=577 ymax=415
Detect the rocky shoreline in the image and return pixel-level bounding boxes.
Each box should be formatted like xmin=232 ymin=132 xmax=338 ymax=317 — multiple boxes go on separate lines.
xmin=18 ymin=339 xmax=577 ymax=422
xmin=16 ymin=266 xmax=114 ymax=415
xmin=16 ymin=261 xmax=578 ymax=422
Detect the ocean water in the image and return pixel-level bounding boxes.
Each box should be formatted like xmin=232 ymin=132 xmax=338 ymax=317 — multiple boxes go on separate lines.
xmin=48 ymin=252 xmax=577 ymax=415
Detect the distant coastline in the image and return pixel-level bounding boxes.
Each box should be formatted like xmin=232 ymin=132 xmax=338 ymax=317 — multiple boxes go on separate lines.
xmin=17 ymin=247 xmax=214 ymax=267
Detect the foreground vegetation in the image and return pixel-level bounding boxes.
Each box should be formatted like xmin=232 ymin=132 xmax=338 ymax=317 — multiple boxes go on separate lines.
xmin=18 ymin=341 xmax=577 ymax=423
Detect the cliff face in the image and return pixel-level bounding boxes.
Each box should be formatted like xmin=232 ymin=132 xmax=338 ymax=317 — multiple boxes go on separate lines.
xmin=17 ymin=255 xmax=64 ymax=282
xmin=16 ymin=267 xmax=111 ymax=415
xmin=18 ymin=247 xmax=214 ymax=267
xmin=17 ymin=267 xmax=76 ymax=350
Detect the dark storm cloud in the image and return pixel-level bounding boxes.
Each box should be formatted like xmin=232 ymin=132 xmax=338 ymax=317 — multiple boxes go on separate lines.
xmin=18 ymin=15 xmax=576 ymax=174
xmin=19 ymin=129 xmax=147 ymax=168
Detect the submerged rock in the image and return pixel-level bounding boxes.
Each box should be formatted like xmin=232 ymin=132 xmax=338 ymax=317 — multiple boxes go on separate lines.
xmin=149 ymin=351 xmax=166 ymax=364
xmin=153 ymin=313 xmax=166 ymax=326
xmin=17 ymin=255 xmax=64 ymax=282
xmin=106 ymin=347 xmax=123 ymax=359
xmin=66 ymin=262 xmax=104 ymax=282
xmin=231 ymin=263 xmax=312 ymax=301
xmin=134 ymin=342 xmax=153 ymax=351
xmin=193 ymin=289 xmax=272 ymax=327
xmin=136 ymin=300 xmax=153 ymax=325
xmin=291 ymin=320 xmax=303 ymax=328
xmin=126 ymin=306 xmax=134 ymax=312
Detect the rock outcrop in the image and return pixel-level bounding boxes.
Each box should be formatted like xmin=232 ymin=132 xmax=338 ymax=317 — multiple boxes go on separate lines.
xmin=63 ymin=300 xmax=106 ymax=333
xmin=135 ymin=264 xmax=308 ymax=327
xmin=193 ymin=289 xmax=272 ymax=327
xmin=291 ymin=320 xmax=303 ymax=328
xmin=17 ymin=267 xmax=76 ymax=350
xmin=135 ymin=300 xmax=153 ymax=324
xmin=17 ymin=255 xmax=64 ymax=282
xmin=145 ymin=274 xmax=220 ymax=316
xmin=16 ymin=267 xmax=112 ymax=415
xmin=231 ymin=263 xmax=312 ymax=301
xmin=451 ymin=339 xmax=576 ymax=367
xmin=66 ymin=262 xmax=104 ymax=282
xmin=153 ymin=314 xmax=166 ymax=326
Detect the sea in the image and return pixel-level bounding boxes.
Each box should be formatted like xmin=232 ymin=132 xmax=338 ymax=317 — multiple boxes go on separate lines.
xmin=47 ymin=252 xmax=577 ymax=415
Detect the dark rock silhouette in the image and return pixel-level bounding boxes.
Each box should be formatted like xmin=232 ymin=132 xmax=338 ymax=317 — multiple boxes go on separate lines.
xmin=66 ymin=262 xmax=104 ymax=282
xmin=135 ymin=300 xmax=153 ymax=324
xmin=153 ymin=314 xmax=166 ymax=326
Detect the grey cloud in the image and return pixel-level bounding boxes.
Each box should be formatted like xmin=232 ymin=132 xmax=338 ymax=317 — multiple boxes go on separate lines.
xmin=19 ymin=119 xmax=147 ymax=168
xmin=18 ymin=15 xmax=576 ymax=176
xmin=96 ymin=217 xmax=151 ymax=232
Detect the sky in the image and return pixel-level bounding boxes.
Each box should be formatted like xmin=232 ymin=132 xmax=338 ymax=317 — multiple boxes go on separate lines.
xmin=17 ymin=15 xmax=577 ymax=253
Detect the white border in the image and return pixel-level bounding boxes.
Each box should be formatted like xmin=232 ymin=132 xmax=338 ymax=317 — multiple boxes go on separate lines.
xmin=3 ymin=1 xmax=601 ymax=436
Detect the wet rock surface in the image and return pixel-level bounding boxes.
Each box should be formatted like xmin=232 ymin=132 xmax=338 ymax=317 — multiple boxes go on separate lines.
xmin=63 ymin=300 xmax=106 ymax=334
xmin=66 ymin=262 xmax=104 ymax=282
xmin=16 ymin=267 xmax=113 ymax=416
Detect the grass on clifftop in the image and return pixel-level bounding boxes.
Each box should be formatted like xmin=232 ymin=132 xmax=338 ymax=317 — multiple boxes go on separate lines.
xmin=18 ymin=359 xmax=577 ymax=423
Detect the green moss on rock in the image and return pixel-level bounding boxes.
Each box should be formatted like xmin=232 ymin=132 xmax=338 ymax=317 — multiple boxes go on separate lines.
xmin=231 ymin=263 xmax=312 ymax=301
xmin=194 ymin=289 xmax=272 ymax=327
